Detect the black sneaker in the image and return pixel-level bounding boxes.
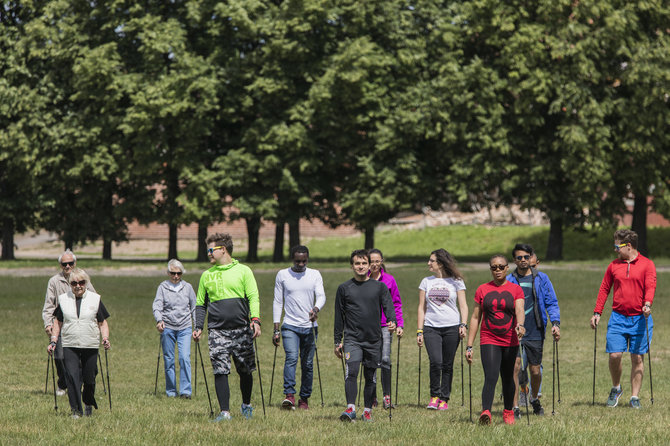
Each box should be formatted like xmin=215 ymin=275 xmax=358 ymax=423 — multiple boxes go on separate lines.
xmin=84 ymin=405 xmax=93 ymax=417
xmin=531 ymin=398 xmax=545 ymax=415
xmin=513 ymin=406 xmax=521 ymax=420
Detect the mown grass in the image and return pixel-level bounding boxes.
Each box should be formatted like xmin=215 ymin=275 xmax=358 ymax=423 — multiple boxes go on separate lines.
xmin=1 ymin=262 xmax=668 ymax=445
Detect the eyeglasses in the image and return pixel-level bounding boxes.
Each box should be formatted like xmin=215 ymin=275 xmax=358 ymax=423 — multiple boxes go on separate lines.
xmin=61 ymin=261 xmax=75 ymax=267
xmin=169 ymin=271 xmax=182 ymax=276
xmin=614 ymin=243 xmax=627 ymax=251
xmin=207 ymin=246 xmax=224 ymax=255
xmin=515 ymin=255 xmax=530 ymax=261
xmin=70 ymin=280 xmax=86 ymax=287
xmin=490 ymin=264 xmax=508 ymax=271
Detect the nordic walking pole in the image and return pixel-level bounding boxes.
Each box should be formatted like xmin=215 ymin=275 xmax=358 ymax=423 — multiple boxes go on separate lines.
xmin=645 ymin=316 xmax=654 ymax=405
xmin=194 ymin=338 xmax=197 ymax=397
xmin=460 ymin=340 xmax=464 ymax=406
xmin=521 ymin=344 xmax=530 ymax=425
xmin=312 ymin=324 xmax=324 ymax=408
xmin=389 ymin=334 xmax=393 ymax=423
xmin=196 ymin=342 xmax=214 ymax=417
xmin=552 ymin=339 xmax=556 ymax=415
xmin=592 ymin=325 xmax=597 ymax=406
xmin=45 ymin=355 xmax=50 ymax=394
xmin=104 ymin=349 xmax=112 ymax=411
xmin=468 ymin=356 xmax=472 ymax=423
xmin=99 ymin=352 xmax=107 ymax=395
xmin=154 ymin=337 xmax=161 ymax=396
xmin=556 ymin=339 xmax=561 ymax=403
xmin=395 ymin=335 xmax=401 ymax=407
xmin=50 ymin=355 xmax=58 ymax=411
xmin=269 ymin=343 xmax=278 ymax=406
xmin=253 ymin=338 xmax=266 ymax=418
xmin=417 ymin=346 xmax=422 ymax=407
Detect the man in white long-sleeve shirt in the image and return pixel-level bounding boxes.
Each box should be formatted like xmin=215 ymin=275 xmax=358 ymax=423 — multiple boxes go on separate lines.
xmin=273 ymin=245 xmax=326 ymax=410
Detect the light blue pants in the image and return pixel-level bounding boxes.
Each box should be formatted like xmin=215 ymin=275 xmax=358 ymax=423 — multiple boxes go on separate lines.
xmin=162 ymin=327 xmax=192 ymax=396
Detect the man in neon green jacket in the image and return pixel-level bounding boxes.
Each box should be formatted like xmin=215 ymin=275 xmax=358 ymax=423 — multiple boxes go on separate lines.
xmin=193 ymin=233 xmax=261 ymax=422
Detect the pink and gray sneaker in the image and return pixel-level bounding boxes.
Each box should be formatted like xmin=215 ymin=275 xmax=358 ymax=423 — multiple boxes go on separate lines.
xmin=426 ymin=396 xmax=441 ymax=410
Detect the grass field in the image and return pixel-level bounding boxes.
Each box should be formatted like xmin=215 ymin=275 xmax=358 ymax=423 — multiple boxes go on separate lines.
xmin=1 ymin=262 xmax=668 ymax=445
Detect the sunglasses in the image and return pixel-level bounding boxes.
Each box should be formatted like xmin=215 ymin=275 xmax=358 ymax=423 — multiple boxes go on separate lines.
xmin=70 ymin=280 xmax=86 ymax=287
xmin=490 ymin=264 xmax=508 ymax=271
xmin=614 ymin=243 xmax=627 ymax=251
xmin=61 ymin=261 xmax=75 ymax=267
xmin=515 ymin=255 xmax=530 ymax=261
xmin=207 ymin=246 xmax=224 ymax=255
xmin=169 ymin=271 xmax=182 ymax=276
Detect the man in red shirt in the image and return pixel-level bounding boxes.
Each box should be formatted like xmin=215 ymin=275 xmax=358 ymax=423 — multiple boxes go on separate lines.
xmin=590 ymin=229 xmax=655 ymax=409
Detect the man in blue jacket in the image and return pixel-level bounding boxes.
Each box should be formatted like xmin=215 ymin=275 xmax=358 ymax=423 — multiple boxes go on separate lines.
xmin=507 ymin=243 xmax=561 ymax=418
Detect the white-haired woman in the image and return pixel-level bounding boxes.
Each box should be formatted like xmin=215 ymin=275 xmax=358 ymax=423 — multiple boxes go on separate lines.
xmin=47 ymin=268 xmax=110 ymax=418
xmin=152 ymin=259 xmax=196 ymax=398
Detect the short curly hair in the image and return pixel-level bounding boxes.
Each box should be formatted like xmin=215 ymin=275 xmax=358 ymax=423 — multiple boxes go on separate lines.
xmin=206 ymin=232 xmax=233 ymax=254
xmin=614 ymin=229 xmax=638 ymax=249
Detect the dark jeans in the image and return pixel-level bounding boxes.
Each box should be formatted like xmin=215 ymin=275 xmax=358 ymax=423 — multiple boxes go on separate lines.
xmin=423 ymin=325 xmax=460 ymax=401
xmin=480 ymin=344 xmax=518 ymax=411
xmin=281 ymin=324 xmax=316 ymax=399
xmin=63 ymin=347 xmax=99 ymax=415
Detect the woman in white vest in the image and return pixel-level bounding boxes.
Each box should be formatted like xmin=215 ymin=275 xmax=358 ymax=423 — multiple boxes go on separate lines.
xmin=47 ymin=268 xmax=110 ymax=418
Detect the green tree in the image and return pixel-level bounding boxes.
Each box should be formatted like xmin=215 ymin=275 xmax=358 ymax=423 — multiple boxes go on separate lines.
xmin=118 ymin=1 xmax=219 ymax=260
xmin=0 ymin=1 xmax=46 ymax=259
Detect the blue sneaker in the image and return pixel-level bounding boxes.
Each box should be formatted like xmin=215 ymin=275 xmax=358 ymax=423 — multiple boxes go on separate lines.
xmin=241 ymin=404 xmax=253 ymax=419
xmin=630 ymin=397 xmax=642 ymax=409
xmin=211 ymin=411 xmax=232 ymax=422
xmin=606 ymin=387 xmax=623 ymax=407
xmin=340 ymin=407 xmax=356 ymax=422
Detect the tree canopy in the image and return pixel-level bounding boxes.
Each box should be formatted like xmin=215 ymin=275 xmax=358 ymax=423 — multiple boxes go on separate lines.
xmin=1 ymin=0 xmax=668 ymax=260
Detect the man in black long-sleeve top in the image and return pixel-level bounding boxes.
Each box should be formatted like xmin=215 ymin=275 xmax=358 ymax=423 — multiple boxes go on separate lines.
xmin=334 ymin=249 xmax=396 ymax=422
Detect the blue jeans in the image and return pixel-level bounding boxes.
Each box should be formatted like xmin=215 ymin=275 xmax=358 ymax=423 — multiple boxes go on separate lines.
xmin=282 ymin=324 xmax=317 ymax=399
xmin=162 ymin=327 xmax=192 ymax=396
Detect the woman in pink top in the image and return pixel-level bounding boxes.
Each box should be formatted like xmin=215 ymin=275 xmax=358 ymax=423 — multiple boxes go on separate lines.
xmin=369 ymin=249 xmax=404 ymax=410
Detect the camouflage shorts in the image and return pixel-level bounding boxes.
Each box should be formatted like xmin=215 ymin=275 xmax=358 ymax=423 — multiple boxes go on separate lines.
xmin=207 ymin=326 xmax=256 ymax=375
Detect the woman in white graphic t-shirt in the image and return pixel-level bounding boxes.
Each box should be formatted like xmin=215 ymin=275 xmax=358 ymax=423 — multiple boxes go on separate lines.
xmin=417 ymin=249 xmax=469 ymax=410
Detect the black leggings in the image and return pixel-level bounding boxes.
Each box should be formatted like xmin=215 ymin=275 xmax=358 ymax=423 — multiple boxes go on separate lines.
xmin=214 ymin=372 xmax=253 ymax=412
xmin=423 ymin=325 xmax=460 ymax=401
xmin=344 ymin=361 xmax=376 ymax=408
xmin=62 ymin=347 xmax=98 ymax=415
xmin=480 ymin=344 xmax=518 ymax=411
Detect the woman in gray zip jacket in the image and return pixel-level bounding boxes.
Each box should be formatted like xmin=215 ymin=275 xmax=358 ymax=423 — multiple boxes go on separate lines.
xmin=153 ymin=259 xmax=196 ymax=398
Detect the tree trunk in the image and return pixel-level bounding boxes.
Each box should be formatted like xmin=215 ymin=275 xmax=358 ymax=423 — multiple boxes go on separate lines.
xmin=631 ymin=193 xmax=648 ymax=256
xmin=1 ymin=218 xmax=15 ymax=260
xmin=168 ymin=223 xmax=178 ymax=260
xmin=545 ymin=217 xmax=563 ymax=260
xmin=273 ymin=221 xmax=285 ymax=262
xmin=364 ymin=225 xmax=375 ymax=250
xmin=63 ymin=235 xmax=74 ymax=251
xmin=246 ymin=216 xmax=261 ymax=262
xmin=196 ymin=221 xmax=209 ymax=262
xmin=288 ymin=218 xmax=300 ymax=249
xmin=102 ymin=238 xmax=112 ymax=260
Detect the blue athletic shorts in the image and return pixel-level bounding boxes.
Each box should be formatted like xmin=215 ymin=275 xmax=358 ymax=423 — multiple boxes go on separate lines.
xmin=606 ymin=311 xmax=653 ymax=355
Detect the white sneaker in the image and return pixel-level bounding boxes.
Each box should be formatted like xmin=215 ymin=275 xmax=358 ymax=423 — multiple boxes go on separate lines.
xmin=56 ymin=388 xmax=67 ymax=396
